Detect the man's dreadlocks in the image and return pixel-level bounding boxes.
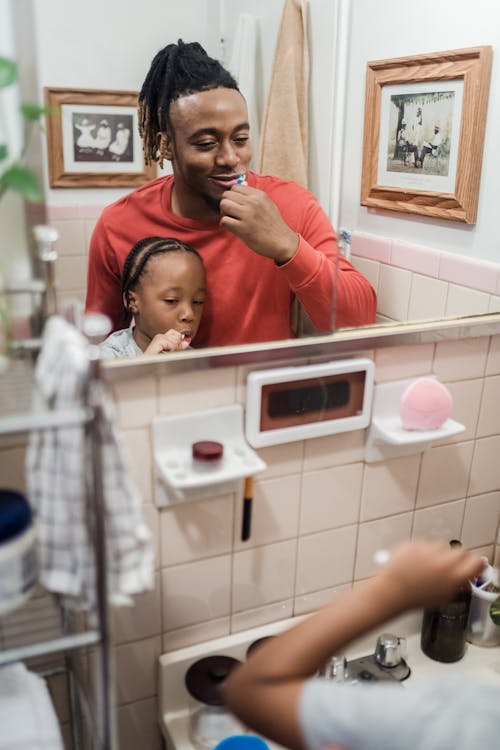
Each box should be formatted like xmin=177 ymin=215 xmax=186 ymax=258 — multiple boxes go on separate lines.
xmin=138 ymin=39 xmax=239 ymax=167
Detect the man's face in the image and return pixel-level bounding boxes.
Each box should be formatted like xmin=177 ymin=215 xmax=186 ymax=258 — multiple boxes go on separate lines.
xmin=164 ymin=87 xmax=252 ymax=218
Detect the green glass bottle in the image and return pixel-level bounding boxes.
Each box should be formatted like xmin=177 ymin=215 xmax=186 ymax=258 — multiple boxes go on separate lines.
xmin=420 ymin=540 xmax=471 ymax=663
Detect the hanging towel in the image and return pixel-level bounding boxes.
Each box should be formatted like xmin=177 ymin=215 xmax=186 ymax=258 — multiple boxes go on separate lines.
xmin=25 ymin=316 xmax=154 ymax=612
xmin=258 ymin=0 xmax=309 ymax=187
xmin=0 ymin=662 xmax=64 ymax=750
xmin=228 ymin=13 xmax=261 ymax=169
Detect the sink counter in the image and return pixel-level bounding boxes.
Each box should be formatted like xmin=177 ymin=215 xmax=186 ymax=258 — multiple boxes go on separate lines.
xmin=344 ymin=613 xmax=500 ymax=687
xmin=401 ymin=632 xmax=500 ymax=687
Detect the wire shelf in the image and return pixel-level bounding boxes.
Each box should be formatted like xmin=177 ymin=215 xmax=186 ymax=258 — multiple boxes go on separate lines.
xmin=0 ymin=589 xmax=99 ymax=667
xmin=0 ymin=359 xmax=91 ymax=436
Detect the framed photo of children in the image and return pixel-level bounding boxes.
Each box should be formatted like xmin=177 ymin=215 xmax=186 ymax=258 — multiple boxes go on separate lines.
xmin=44 ymin=87 xmax=157 ymax=188
xmin=360 ymin=46 xmax=492 ymax=224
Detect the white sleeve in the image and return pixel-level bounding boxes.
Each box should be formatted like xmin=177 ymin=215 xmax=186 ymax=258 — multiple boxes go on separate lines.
xmin=299 ymin=677 xmax=500 ymax=750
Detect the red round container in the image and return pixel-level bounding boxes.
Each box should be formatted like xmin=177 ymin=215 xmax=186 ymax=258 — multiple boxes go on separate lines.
xmin=192 ymin=441 xmax=224 ymax=470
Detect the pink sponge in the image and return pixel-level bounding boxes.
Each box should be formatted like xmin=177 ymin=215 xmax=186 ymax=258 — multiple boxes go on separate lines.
xmin=399 ymin=378 xmax=452 ymax=430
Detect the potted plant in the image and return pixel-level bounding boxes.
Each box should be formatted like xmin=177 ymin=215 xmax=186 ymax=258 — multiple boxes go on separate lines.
xmin=0 ymin=55 xmax=49 ymax=367
xmin=0 ymin=55 xmax=47 ymax=201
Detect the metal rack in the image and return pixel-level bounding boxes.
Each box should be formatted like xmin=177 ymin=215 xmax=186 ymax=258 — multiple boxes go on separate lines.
xmin=0 ymin=336 xmax=116 ymax=750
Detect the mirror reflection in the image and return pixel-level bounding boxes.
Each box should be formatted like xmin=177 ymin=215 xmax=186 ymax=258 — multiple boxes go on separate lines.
xmin=4 ymin=0 xmax=500 ymax=360
xmin=86 ymin=38 xmax=376 ymax=356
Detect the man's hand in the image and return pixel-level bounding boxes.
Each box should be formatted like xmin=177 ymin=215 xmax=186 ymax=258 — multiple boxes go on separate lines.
xmin=219 ymin=184 xmax=299 ymax=264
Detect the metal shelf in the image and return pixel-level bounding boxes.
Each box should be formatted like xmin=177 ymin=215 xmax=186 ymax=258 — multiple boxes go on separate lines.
xmin=0 ymin=590 xmax=99 ymax=666
xmin=0 ymin=345 xmax=116 ymax=749
xmin=0 ymin=359 xmax=92 ymax=436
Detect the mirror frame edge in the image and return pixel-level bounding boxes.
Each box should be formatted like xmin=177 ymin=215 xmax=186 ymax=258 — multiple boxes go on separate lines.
xmin=100 ymin=313 xmax=500 ymax=383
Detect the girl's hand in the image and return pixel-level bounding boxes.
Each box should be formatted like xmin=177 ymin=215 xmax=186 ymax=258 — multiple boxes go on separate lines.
xmin=144 ymin=330 xmax=190 ymax=354
xmin=377 ymin=540 xmax=484 ymax=612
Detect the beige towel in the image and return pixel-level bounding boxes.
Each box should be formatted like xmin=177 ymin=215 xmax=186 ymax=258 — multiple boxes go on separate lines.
xmin=258 ymin=0 xmax=309 ymax=187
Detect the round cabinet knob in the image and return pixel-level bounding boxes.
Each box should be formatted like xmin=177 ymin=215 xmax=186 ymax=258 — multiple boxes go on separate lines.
xmin=375 ymin=633 xmax=405 ymax=668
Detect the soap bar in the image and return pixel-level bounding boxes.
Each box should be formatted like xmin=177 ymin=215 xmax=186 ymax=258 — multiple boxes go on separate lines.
xmin=399 ymin=378 xmax=452 ymax=430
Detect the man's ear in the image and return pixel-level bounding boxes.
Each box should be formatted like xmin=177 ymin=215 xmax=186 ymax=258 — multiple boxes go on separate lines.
xmin=159 ymin=131 xmax=174 ymax=162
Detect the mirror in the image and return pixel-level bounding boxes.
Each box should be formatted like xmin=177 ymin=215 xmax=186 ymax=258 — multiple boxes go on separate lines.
xmin=8 ymin=0 xmax=500 ymax=362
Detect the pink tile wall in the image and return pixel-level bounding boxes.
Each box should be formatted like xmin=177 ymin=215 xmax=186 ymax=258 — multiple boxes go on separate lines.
xmin=2 ymin=336 xmax=500 ymax=748
xmin=351 ymin=231 xmax=500 ymax=323
xmin=102 ymin=334 xmax=500 ymax=748
xmin=10 ymin=208 xmax=500 ymax=745
xmin=44 ymin=206 xmax=104 ymax=313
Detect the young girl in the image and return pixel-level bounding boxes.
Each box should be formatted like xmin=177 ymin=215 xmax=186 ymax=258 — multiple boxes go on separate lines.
xmin=223 ymin=541 xmax=496 ymax=750
xmin=99 ymin=236 xmax=206 ymax=358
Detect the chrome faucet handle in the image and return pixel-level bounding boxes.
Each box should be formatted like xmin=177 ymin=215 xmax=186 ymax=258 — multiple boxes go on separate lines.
xmin=328 ymin=655 xmax=347 ymax=682
xmin=375 ymin=633 xmax=406 ymax=668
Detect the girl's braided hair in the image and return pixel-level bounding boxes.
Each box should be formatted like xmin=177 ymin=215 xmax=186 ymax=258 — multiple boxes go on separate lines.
xmin=120 ymin=236 xmax=204 ymax=324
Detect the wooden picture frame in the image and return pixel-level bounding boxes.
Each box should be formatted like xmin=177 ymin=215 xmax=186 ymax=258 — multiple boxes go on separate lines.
xmin=360 ymin=46 xmax=492 ymax=224
xmin=44 ymin=87 xmax=157 ymax=188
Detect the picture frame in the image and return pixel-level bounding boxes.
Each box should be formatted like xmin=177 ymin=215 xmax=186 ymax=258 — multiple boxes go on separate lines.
xmin=360 ymin=46 xmax=492 ymax=224
xmin=44 ymin=87 xmax=157 ymax=188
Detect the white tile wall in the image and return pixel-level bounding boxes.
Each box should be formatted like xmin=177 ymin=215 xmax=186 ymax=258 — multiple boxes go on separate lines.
xmin=300 ymin=463 xmax=363 ymax=533
xmin=232 ymin=540 xmax=296 ymax=611
xmin=296 ymin=525 xmax=357 ymax=593
xmin=161 ymin=554 xmax=232 ymax=630
xmin=416 ymin=442 xmax=474 ymax=507
xmin=361 ymin=455 xmax=420 ymax=520
xmin=6 ymin=281 xmax=500 ymax=745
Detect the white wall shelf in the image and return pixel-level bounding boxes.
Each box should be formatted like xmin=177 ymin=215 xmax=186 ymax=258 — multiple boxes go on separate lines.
xmin=365 ymin=378 xmax=465 ymax=463
xmin=153 ymin=405 xmax=266 ymax=506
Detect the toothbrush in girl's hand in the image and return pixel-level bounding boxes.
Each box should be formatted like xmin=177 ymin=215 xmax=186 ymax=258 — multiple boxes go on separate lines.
xmin=236 ymin=174 xmax=247 ymax=185
xmin=374 ymin=547 xmax=498 ymax=590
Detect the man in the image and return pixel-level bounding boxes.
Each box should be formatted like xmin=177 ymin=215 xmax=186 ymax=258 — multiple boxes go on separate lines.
xmin=397 ymin=119 xmax=418 ymax=166
xmin=419 ymin=123 xmax=442 ymax=168
xmin=85 ymin=40 xmax=376 ymax=347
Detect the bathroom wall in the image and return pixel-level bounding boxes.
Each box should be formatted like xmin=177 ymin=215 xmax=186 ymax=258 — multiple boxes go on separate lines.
xmin=350 ymin=233 xmax=500 ymax=324
xmin=341 ymin=0 xmax=500 ymax=263
xmin=98 ymin=336 xmax=500 ymax=749
xmin=2 ymin=334 xmax=500 ymax=747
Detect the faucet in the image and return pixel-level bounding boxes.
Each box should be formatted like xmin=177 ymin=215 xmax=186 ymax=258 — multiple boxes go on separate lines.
xmin=322 ymin=633 xmax=411 ymax=684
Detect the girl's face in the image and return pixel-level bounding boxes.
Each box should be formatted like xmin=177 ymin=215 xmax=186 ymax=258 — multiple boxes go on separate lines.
xmin=128 ymin=252 xmax=206 ymax=348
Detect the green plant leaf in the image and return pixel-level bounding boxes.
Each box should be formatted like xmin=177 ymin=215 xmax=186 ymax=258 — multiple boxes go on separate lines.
xmin=0 ymin=57 xmax=17 ymax=88
xmin=21 ymin=102 xmax=51 ymax=122
xmin=0 ymin=144 xmax=7 ymax=161
xmin=0 ymin=164 xmax=43 ymax=202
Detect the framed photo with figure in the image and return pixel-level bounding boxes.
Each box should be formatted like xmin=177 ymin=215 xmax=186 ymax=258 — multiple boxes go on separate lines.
xmin=44 ymin=87 xmax=157 ymax=188
xmin=360 ymin=46 xmax=492 ymax=224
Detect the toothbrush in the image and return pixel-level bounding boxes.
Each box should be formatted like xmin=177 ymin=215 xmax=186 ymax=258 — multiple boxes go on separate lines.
xmin=236 ymin=174 xmax=247 ymax=185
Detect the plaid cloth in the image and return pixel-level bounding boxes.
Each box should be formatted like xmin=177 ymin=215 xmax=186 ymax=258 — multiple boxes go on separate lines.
xmin=26 ymin=316 xmax=154 ymax=611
